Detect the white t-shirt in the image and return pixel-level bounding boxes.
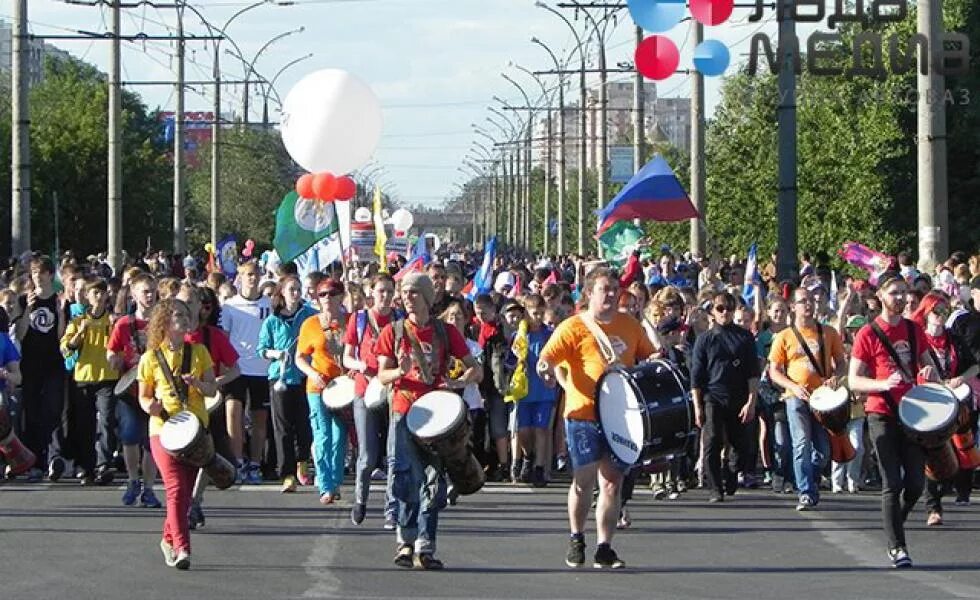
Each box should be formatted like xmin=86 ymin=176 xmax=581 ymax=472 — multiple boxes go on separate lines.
xmin=462 ymin=339 xmax=483 ymax=410
xmin=220 ymin=293 xmax=272 ymax=376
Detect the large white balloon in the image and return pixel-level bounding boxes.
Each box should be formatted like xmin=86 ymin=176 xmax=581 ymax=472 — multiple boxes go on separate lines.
xmin=280 ymin=69 xmax=383 ymax=174
xmin=390 ymin=208 xmax=413 ymax=232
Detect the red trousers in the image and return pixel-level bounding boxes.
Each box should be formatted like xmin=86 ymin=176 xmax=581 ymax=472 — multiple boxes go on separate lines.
xmin=150 ymin=435 xmax=196 ymax=553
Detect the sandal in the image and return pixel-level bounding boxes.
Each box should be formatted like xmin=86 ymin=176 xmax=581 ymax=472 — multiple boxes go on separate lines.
xmin=319 ymin=492 xmax=334 ymax=505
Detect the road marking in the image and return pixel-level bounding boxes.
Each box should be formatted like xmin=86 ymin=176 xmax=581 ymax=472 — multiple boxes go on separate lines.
xmin=801 ymin=500 xmax=980 ymax=599
xmin=303 ymin=509 xmax=344 ymax=598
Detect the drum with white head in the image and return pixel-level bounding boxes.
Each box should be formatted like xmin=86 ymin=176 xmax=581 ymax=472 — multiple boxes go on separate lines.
xmin=899 ymin=383 xmax=959 ymax=449
xmin=113 ymin=366 xmax=140 ymax=398
xmin=809 ymin=385 xmax=851 ymax=435
xmin=363 ymin=377 xmax=389 ymax=411
xmin=407 ymin=391 xmax=484 ymax=495
xmin=321 ymin=375 xmax=356 ymax=412
xmin=596 ymin=360 xmax=692 ymax=467
xmin=159 ymin=411 xmax=214 ymax=468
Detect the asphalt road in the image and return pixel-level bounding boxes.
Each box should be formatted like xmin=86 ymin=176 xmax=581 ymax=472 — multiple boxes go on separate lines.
xmin=3 ymin=478 xmax=980 ymax=600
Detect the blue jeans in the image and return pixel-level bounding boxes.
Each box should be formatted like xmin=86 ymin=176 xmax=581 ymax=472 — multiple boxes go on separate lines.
xmin=388 ymin=413 xmax=446 ymax=555
xmin=786 ymin=397 xmax=830 ymax=499
xmin=771 ymin=414 xmax=793 ymax=483
xmin=353 ymin=395 xmax=396 ymax=518
xmin=306 ymin=393 xmax=347 ymax=496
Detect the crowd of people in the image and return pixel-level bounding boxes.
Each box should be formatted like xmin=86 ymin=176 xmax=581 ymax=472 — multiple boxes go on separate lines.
xmin=0 ymin=244 xmax=978 ymax=573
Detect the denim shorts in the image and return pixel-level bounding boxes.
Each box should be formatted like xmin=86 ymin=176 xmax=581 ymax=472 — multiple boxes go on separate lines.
xmin=115 ymin=398 xmax=149 ymax=447
xmin=517 ymin=401 xmax=556 ymax=430
xmin=565 ymin=419 xmax=630 ymax=472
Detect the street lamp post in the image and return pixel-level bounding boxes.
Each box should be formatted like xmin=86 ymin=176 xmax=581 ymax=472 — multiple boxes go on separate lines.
xmin=261 ymin=52 xmax=313 ymax=126
xmin=532 ymin=37 xmax=569 ymax=256
xmin=501 ymin=75 xmax=533 ymax=251
xmin=535 ymin=1 xmax=589 ymax=255
xmin=510 ymin=63 xmax=554 ymax=256
xmin=234 ymin=26 xmax=304 ymax=125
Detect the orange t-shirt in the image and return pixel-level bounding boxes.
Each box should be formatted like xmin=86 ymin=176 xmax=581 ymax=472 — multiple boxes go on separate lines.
xmin=768 ymin=324 xmax=844 ymax=396
xmin=296 ymin=314 xmax=345 ymax=394
xmin=540 ymin=312 xmax=655 ymax=421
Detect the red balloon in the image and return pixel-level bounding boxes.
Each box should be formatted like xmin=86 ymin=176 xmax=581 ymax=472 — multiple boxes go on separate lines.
xmin=334 ymin=176 xmax=356 ymax=201
xmin=295 ymin=173 xmax=315 ymax=198
xmin=635 ymin=35 xmax=679 ymax=81
xmin=312 ymin=172 xmax=338 ymax=201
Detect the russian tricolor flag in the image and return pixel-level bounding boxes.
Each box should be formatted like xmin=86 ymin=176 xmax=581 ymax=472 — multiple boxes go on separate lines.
xmin=595 ymin=154 xmax=698 ymax=235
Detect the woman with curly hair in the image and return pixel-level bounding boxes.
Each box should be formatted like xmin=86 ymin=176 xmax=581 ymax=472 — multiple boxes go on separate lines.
xmin=138 ymin=298 xmax=217 ymax=570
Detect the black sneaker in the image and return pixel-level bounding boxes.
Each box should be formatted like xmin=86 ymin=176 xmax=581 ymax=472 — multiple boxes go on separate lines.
xmin=519 ymin=458 xmax=532 ymax=484
xmin=95 ymin=464 xmax=116 ymax=486
xmin=888 ymin=546 xmax=912 ymax=569
xmin=394 ymin=544 xmax=414 ymax=569
xmin=413 ymin=552 xmax=444 ymax=570
xmin=708 ymin=493 xmax=724 ymax=503
xmin=724 ymin=470 xmax=738 ymax=496
xmin=531 ymin=466 xmax=547 ymax=488
xmin=351 ymin=502 xmax=366 ymax=525
xmin=48 ymin=457 xmax=66 ymax=482
xmin=593 ymin=544 xmax=626 ymax=569
xmin=188 ymin=501 xmax=205 ymax=530
xmin=566 ymin=538 xmax=586 ymax=568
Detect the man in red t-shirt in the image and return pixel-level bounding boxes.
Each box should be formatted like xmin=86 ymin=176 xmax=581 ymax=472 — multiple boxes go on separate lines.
xmin=342 ymin=273 xmax=398 ymax=527
xmin=849 ymin=272 xmax=940 ymax=569
xmin=106 ymin=273 xmax=160 ymax=507
xmin=375 ymin=273 xmax=480 ymax=570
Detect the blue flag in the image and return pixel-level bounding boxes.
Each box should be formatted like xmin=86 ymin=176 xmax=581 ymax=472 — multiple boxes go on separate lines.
xmin=468 ymin=236 xmax=497 ymax=300
xmin=216 ymin=235 xmax=239 ymax=277
xmin=410 ymin=235 xmax=430 ymax=263
xmin=742 ymin=242 xmax=761 ymax=306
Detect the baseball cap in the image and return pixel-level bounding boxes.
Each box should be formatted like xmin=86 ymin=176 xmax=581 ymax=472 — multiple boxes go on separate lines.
xmin=845 ymin=315 xmax=868 ymax=329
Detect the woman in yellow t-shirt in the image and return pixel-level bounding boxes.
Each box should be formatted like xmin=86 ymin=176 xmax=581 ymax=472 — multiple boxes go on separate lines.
xmin=138 ymin=298 xmax=216 ymax=571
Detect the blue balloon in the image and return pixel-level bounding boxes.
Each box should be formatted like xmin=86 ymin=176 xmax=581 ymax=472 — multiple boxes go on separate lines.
xmin=627 ymin=0 xmax=686 ymax=33
xmin=693 ymin=39 xmax=730 ymax=77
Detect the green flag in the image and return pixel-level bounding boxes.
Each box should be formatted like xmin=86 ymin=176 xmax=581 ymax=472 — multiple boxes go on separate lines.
xmin=598 ymin=220 xmax=647 ymax=267
xmin=273 ymin=191 xmax=340 ymax=264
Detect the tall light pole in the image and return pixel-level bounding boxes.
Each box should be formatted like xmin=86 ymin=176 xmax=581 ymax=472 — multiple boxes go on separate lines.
xmin=11 ymin=0 xmax=30 ymax=256
xmin=107 ymin=0 xmax=122 ymax=271
xmin=690 ymin=21 xmax=706 ymax=257
xmin=917 ymin=0 xmax=949 ymax=271
xmin=510 ymin=63 xmax=553 ymax=256
xmin=532 ymin=37 xmax=569 ymax=256
xmin=535 ymin=1 xmax=589 ymax=255
xmin=233 ymin=26 xmax=304 ymax=124
xmin=173 ymin=0 xmax=186 ymax=254
xmin=262 ymin=52 xmax=313 ymax=126
xmin=501 ymin=76 xmax=534 ymax=251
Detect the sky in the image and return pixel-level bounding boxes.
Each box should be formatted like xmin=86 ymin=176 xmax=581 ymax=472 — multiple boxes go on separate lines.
xmin=13 ymin=0 xmax=800 ymax=210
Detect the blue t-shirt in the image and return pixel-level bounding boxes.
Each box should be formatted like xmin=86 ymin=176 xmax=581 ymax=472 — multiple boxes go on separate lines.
xmin=524 ymin=326 xmax=557 ymax=404
xmin=0 ymin=332 xmax=21 ymax=386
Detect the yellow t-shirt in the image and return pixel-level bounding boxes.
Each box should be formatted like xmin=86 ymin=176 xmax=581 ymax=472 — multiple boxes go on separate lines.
xmin=138 ymin=343 xmax=213 ymax=436
xmin=61 ymin=313 xmax=119 ymax=383
xmin=540 ymin=312 xmax=655 ymax=421
xmin=768 ymin=324 xmax=844 ymax=396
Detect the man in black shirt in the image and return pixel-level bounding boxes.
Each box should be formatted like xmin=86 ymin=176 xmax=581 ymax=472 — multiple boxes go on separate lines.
xmin=690 ymin=291 xmax=761 ymax=502
xmin=16 ymin=256 xmax=68 ymax=482
xmin=949 ymin=277 xmax=980 ymax=373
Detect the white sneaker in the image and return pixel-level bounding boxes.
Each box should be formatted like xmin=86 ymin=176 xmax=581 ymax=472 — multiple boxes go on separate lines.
xmin=174 ymin=549 xmax=191 ymax=570
xmin=160 ymin=539 xmax=177 ymax=567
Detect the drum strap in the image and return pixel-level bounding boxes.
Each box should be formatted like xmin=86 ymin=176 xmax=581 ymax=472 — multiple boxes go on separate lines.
xmin=927 ymin=342 xmax=951 ymax=380
xmin=394 ymin=319 xmax=447 ymax=386
xmin=790 ymin=324 xmax=827 ymax=379
xmin=130 ymin=316 xmax=144 ymax=355
xmin=579 ymin=313 xmax=620 ymax=367
xmin=869 ymin=319 xmax=918 ymax=409
xmin=154 ymin=342 xmax=194 ymax=410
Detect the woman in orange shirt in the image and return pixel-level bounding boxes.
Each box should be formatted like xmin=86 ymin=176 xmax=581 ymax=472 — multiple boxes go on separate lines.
xmin=296 ymin=279 xmax=348 ymax=504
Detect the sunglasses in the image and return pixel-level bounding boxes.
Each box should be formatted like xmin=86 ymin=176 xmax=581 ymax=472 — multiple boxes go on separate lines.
xmin=714 ymin=305 xmax=733 ymax=313
xmin=317 ymin=290 xmax=342 ymax=298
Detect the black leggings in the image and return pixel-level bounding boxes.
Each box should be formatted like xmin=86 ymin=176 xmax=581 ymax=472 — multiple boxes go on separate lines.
xmin=868 ymin=414 xmax=926 ymax=549
xmin=270 ymin=383 xmax=312 ymax=478
xmin=704 ymin=401 xmax=750 ymax=496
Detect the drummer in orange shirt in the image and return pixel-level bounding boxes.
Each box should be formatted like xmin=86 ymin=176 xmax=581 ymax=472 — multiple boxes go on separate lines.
xmin=767 ymin=287 xmax=846 ymax=512
xmin=538 ymin=266 xmax=655 ymax=570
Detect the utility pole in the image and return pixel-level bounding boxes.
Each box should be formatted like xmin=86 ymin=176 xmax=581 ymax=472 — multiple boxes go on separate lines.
xmin=690 ymin=21 xmax=706 ymax=257
xmin=511 ymin=149 xmax=520 ymax=247
xmin=11 ymin=0 xmax=30 ymax=256
xmin=556 ymin=84 xmax=566 ymax=256
xmin=211 ymin=37 xmax=221 ymax=251
xmin=633 ymin=25 xmax=646 ymax=175
xmin=775 ymin=0 xmax=798 ymax=279
xmin=107 ymin=0 xmax=123 ymax=272
xmin=578 ymin=66 xmax=587 ymax=255
xmin=524 ymin=123 xmax=532 ymax=250
xmin=917 ymin=0 xmax=949 ymax=271
xmin=173 ymin=1 xmax=186 ymax=255
xmin=543 ymin=110 xmax=552 ymax=256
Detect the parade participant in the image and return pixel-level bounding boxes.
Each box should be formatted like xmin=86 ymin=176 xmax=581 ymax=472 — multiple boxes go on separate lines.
xmin=690 ymin=291 xmax=761 ymax=503
xmin=472 ymin=294 xmax=512 ymax=481
xmin=17 ymin=256 xmax=68 ymax=482
xmin=259 ymin=275 xmax=316 ymax=494
xmin=179 ymin=284 xmax=240 ymax=530
xmin=768 ymin=287 xmax=847 ymax=511
xmin=757 ymin=295 xmax=792 ymax=492
xmin=138 ymin=298 xmax=216 ymax=570
xmin=343 ymin=273 xmax=398 ymax=526
xmin=848 ymin=272 xmax=940 ymax=569
xmin=60 ymin=278 xmax=120 ymax=486
xmin=514 ymin=294 xmax=556 ymax=487
xmin=830 ymin=315 xmax=869 ymax=494
xmin=220 ymin=261 xmax=273 ymax=483
xmin=910 ymin=291 xmax=974 ymax=524
xmin=296 ymin=278 xmax=348 ymax=504
xmin=107 ymin=273 xmax=160 ymax=506
xmin=375 ymin=273 xmax=480 ymax=570
xmin=538 ymin=266 xmax=655 ymax=570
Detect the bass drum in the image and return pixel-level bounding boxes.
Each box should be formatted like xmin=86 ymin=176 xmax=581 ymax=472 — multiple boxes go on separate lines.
xmin=596 ymin=360 xmax=693 ymax=467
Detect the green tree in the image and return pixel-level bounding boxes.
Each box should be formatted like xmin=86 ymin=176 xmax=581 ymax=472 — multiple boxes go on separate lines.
xmin=186 ymin=127 xmax=296 ymax=252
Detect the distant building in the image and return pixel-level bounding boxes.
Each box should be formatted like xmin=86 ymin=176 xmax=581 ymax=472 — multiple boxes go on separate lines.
xmin=0 ymin=19 xmax=75 ymax=86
